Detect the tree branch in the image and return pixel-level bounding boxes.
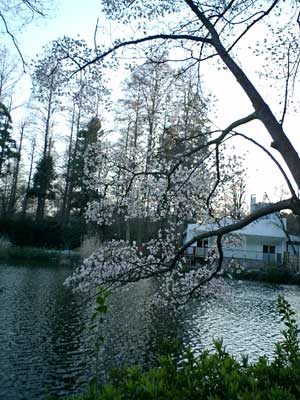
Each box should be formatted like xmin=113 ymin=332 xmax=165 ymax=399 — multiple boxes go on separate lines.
xmin=22 ymin=0 xmax=46 ymax=16
xmin=72 ymin=33 xmax=212 ymax=74
xmin=0 ymin=12 xmax=27 ymax=72
xmin=280 ymin=45 xmax=291 ymax=126
xmin=231 ymin=131 xmax=297 ymax=198
xmin=169 ymin=112 xmax=257 ymax=175
xmin=170 ymin=197 xmax=300 ymax=269
xmin=184 ymin=0 xmax=300 ymax=188
xmin=225 ymin=0 xmax=280 ymax=54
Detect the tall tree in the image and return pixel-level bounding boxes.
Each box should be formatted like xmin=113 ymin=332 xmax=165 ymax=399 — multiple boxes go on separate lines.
xmin=28 ymin=154 xmax=56 ymax=220
xmin=21 ymin=136 xmax=36 ymax=218
xmin=0 ymin=102 xmax=18 ymax=215
xmin=30 ymin=42 xmax=64 ymax=219
xmin=53 ymin=36 xmax=109 ymax=222
xmin=31 ymin=44 xmax=62 ymax=160
xmin=66 ymin=117 xmax=103 ymax=217
xmin=7 ymin=121 xmax=26 ymax=214
xmin=0 ymin=102 xmax=17 ymax=177
xmin=0 ymin=46 xmax=18 ymax=104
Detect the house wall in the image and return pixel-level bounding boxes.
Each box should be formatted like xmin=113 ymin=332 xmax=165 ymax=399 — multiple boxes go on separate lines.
xmin=184 ymin=224 xmax=286 ymax=263
xmin=229 ymin=238 xmax=285 ymax=261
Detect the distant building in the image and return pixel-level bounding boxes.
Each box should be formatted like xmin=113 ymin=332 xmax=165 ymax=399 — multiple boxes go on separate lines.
xmin=183 ymin=196 xmax=300 ymax=269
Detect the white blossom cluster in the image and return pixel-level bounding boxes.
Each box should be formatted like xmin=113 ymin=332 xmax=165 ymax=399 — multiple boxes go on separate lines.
xmin=82 ymin=141 xmax=221 ymax=226
xmin=65 ymin=138 xmax=246 ymax=300
xmin=65 ymin=223 xmax=181 ymax=292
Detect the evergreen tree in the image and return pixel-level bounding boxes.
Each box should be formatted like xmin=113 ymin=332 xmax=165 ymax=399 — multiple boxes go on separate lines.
xmin=29 ymin=155 xmax=56 ymax=220
xmin=68 ymin=117 xmax=102 ymax=216
xmin=0 ymin=102 xmax=17 ymax=177
xmin=0 ymin=102 xmax=18 ymax=214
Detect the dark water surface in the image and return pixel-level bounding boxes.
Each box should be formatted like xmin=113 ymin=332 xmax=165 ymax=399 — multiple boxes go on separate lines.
xmin=1 ymin=262 xmax=300 ymax=399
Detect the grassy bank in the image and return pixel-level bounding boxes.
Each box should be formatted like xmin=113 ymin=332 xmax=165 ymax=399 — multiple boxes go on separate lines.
xmin=230 ymin=267 xmax=300 ymax=285
xmin=0 ymin=245 xmax=80 ymax=263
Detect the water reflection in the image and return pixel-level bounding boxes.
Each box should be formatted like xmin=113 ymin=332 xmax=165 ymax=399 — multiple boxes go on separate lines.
xmin=1 ymin=264 xmax=300 ymax=399
xmin=181 ymin=279 xmax=300 ymax=359
xmin=0 ymin=262 xmax=93 ymax=399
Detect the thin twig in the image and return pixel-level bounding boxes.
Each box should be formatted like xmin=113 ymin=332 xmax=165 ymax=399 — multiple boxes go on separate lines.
xmin=231 ymin=130 xmax=297 ymax=198
xmin=0 ymin=12 xmax=27 ymax=72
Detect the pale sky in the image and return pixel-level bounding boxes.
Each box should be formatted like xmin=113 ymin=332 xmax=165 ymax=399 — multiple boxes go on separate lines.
xmin=4 ymin=0 xmax=299 ymax=207
xmin=18 ymin=0 xmax=102 ymax=58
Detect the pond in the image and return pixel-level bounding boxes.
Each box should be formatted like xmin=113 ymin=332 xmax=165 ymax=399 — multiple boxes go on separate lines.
xmin=1 ymin=261 xmax=300 ymax=399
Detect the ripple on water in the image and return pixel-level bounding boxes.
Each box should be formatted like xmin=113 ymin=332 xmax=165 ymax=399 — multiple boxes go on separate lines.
xmin=1 ymin=264 xmax=300 ymax=399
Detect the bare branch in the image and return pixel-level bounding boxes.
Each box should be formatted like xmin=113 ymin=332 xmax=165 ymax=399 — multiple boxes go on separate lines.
xmin=71 ymin=33 xmax=212 ymax=74
xmin=184 ymin=0 xmax=300 ymax=188
xmin=0 ymin=12 xmax=27 ymax=72
xmin=280 ymin=45 xmax=291 ymax=126
xmin=231 ymin=131 xmax=297 ymax=198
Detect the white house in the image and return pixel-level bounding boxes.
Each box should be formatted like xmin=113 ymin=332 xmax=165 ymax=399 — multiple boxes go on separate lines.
xmin=184 ymin=197 xmax=300 ymax=268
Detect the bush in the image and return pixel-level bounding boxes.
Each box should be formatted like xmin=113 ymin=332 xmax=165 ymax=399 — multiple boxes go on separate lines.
xmin=0 ymin=245 xmax=60 ymax=261
xmin=61 ymin=218 xmax=86 ymax=249
xmin=66 ymin=295 xmax=300 ymax=400
xmin=232 ymin=268 xmax=300 ymax=285
xmin=0 ymin=217 xmax=85 ymax=249
xmin=7 ymin=218 xmax=63 ymax=248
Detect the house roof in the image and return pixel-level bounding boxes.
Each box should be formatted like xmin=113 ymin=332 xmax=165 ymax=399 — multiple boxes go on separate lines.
xmin=237 ymin=219 xmax=286 ymax=238
xmin=188 ymin=216 xmax=300 ymax=240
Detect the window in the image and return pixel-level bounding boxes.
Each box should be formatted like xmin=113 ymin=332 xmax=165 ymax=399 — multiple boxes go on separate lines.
xmin=263 ymin=245 xmax=276 ymax=265
xmin=263 ymin=245 xmax=275 ymax=254
xmin=197 ymin=239 xmax=208 ymax=248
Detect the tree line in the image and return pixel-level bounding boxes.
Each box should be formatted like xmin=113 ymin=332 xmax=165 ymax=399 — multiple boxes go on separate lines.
xmin=0 ymin=41 xmax=246 ymax=249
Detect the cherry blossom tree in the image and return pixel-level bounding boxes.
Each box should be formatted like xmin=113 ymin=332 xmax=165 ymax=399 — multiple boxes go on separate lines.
xmin=66 ymin=0 xmax=300 ymax=302
xmin=66 ymin=67 xmax=246 ymax=303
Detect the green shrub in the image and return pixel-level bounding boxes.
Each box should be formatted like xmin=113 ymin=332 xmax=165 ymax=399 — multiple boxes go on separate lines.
xmin=0 ymin=245 xmax=81 ymax=264
xmin=0 ymin=217 xmax=85 ymax=249
xmin=0 ymin=245 xmax=56 ymax=261
xmin=231 ymin=268 xmax=300 ymax=285
xmin=62 ymin=218 xmax=86 ymax=249
xmin=6 ymin=218 xmax=61 ymax=247
xmin=66 ymin=295 xmax=300 ymax=400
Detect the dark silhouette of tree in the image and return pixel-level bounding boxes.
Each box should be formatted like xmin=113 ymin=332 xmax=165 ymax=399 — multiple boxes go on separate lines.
xmin=69 ymin=117 xmax=102 ymax=216
xmin=0 ymin=102 xmax=17 ymax=177
xmin=28 ymin=155 xmax=56 ymax=220
xmin=8 ymin=121 xmax=26 ymax=214
xmin=21 ymin=136 xmax=36 ymax=218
